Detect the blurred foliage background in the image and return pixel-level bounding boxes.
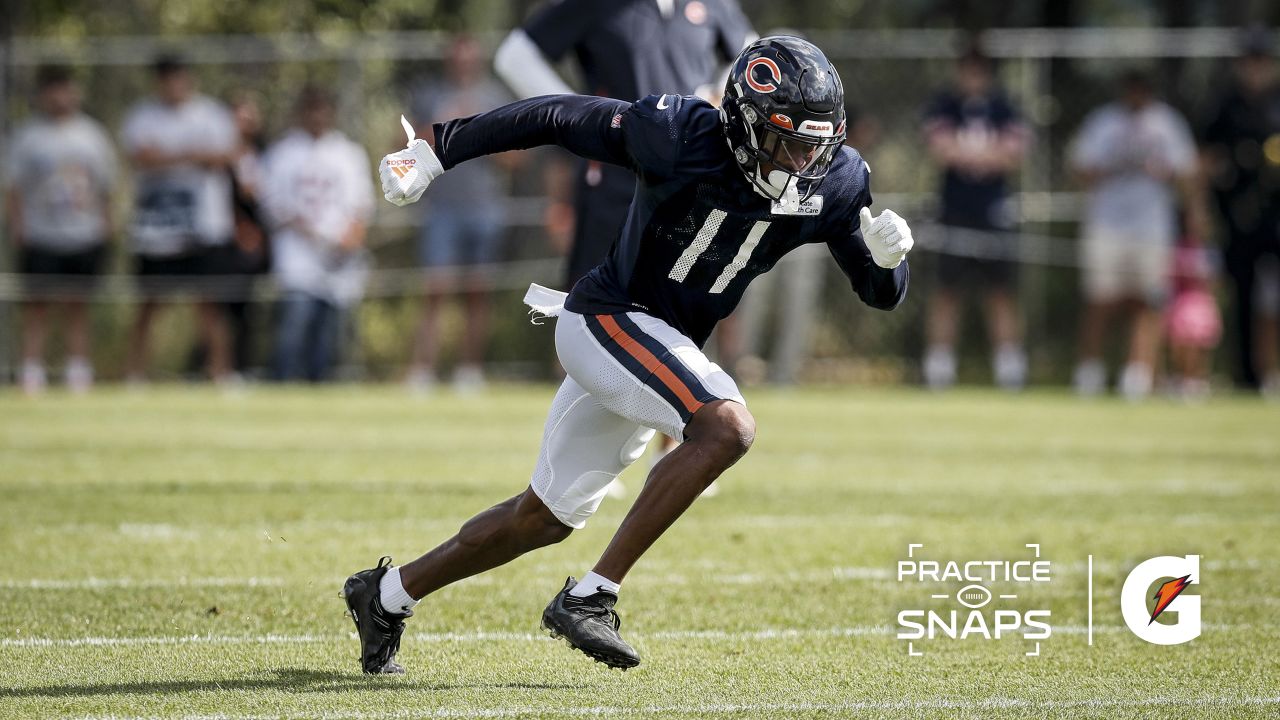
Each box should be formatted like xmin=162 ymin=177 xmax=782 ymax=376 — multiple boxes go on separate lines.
xmin=2 ymin=0 xmax=1278 ymax=384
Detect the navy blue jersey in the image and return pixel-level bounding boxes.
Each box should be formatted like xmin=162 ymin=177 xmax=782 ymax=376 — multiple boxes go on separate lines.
xmin=432 ymin=93 xmax=908 ymax=347
xmin=922 ymin=89 xmax=1024 ymax=230
xmin=521 ymin=0 xmax=755 ymax=288
xmin=523 ymin=0 xmax=753 ymax=102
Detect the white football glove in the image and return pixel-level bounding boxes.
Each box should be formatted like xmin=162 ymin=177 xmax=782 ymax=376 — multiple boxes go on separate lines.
xmin=858 ymin=207 xmax=914 ymax=269
xmin=379 ymin=115 xmax=445 ymax=207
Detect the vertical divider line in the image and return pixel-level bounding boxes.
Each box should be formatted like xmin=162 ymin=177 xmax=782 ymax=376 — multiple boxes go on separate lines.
xmin=1087 ymin=554 xmax=1094 ymax=647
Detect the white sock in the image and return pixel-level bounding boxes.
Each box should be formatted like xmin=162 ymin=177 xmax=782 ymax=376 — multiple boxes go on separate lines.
xmin=1119 ymin=362 xmax=1153 ymax=401
xmin=1073 ymin=359 xmax=1106 ymax=397
xmin=66 ymin=356 xmax=94 ymax=393
xmin=377 ymin=566 xmax=419 ymax=615
xmin=569 ymin=571 xmax=620 ymax=598
xmin=923 ymin=346 xmax=956 ymax=390
xmin=993 ymin=343 xmax=1027 ymax=390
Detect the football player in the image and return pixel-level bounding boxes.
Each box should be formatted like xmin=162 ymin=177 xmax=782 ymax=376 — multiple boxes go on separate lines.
xmin=344 ymin=36 xmax=913 ymax=673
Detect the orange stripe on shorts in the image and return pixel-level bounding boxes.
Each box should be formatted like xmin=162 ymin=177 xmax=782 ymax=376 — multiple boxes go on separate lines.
xmin=595 ymin=314 xmax=705 ymax=415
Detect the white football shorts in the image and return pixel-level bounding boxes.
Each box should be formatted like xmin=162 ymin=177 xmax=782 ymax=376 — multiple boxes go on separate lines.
xmin=529 ymin=309 xmax=744 ymax=528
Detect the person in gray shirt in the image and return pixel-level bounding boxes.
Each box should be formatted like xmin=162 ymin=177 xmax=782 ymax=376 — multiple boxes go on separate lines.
xmin=5 ymin=65 xmax=117 ymax=394
xmin=406 ymin=35 xmax=515 ymax=393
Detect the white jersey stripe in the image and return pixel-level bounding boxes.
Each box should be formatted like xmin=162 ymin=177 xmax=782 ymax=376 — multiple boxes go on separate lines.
xmin=709 ymin=221 xmax=770 ymax=293
xmin=667 ymin=209 xmax=726 ymax=282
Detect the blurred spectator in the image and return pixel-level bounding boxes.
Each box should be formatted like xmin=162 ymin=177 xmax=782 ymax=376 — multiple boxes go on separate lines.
xmin=1069 ymin=69 xmax=1207 ymax=400
xmin=1167 ymin=235 xmax=1222 ymax=400
xmin=122 ymin=55 xmax=237 ymax=383
xmin=263 ymin=86 xmax=374 ymax=382
xmin=494 ymin=0 xmax=754 ymax=290
xmin=737 ymin=105 xmax=881 ymax=385
xmin=226 ymin=91 xmax=271 ymax=374
xmin=495 ymin=0 xmax=755 ymax=494
xmin=920 ymin=46 xmax=1029 ymax=391
xmin=406 ymin=35 xmax=512 ymax=393
xmin=1201 ymin=28 xmax=1280 ymax=394
xmin=185 ymin=91 xmax=270 ymax=378
xmin=5 ymin=64 xmax=117 ymax=394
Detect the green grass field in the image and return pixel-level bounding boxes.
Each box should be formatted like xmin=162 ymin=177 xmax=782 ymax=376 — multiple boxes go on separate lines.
xmin=1 ymin=385 xmax=1277 ymax=719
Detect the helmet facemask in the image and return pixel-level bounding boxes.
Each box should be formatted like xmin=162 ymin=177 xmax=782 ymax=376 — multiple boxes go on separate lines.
xmin=726 ymin=91 xmax=845 ymax=213
xmin=721 ymin=37 xmax=848 ymax=211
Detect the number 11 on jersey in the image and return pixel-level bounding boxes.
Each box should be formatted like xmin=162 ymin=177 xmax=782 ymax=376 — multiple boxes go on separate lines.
xmin=667 ymin=209 xmax=771 ymax=294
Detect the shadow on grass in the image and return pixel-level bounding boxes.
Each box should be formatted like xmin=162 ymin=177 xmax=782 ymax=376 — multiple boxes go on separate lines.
xmin=4 ymin=667 xmax=586 ymax=698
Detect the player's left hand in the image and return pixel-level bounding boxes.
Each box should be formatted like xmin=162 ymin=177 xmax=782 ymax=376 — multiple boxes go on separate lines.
xmin=858 ymin=207 xmax=914 ymax=269
xmin=379 ymin=116 xmax=445 ymax=207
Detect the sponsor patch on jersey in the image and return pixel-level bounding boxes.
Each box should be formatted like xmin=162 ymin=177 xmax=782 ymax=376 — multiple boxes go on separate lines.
xmin=771 ymin=195 xmax=823 ymax=216
xmin=610 ymin=113 xmax=623 ymax=129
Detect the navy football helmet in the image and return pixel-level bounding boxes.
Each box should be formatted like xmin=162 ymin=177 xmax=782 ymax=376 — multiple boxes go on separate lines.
xmin=721 ymin=36 xmax=846 ymax=206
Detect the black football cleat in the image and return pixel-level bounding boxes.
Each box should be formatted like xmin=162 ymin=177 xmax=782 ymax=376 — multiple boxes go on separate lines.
xmin=541 ymin=576 xmax=640 ymax=670
xmin=342 ymin=556 xmax=411 ymax=674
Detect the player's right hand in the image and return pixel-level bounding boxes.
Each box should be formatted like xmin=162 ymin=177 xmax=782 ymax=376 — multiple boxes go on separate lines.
xmin=379 ymin=115 xmax=444 ymax=207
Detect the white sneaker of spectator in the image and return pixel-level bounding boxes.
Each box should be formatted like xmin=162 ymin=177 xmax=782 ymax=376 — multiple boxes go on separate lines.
xmin=21 ymin=360 xmax=47 ymax=396
xmin=407 ymin=367 xmax=438 ymax=396
xmin=452 ymin=365 xmax=486 ymax=394
xmin=65 ymin=357 xmax=94 ymax=394
xmin=1262 ymin=372 xmax=1280 ymax=401
xmin=1177 ymin=377 xmax=1211 ymax=403
xmin=923 ymin=346 xmax=957 ymax=390
xmin=1073 ymin=359 xmax=1106 ymax=397
xmin=993 ymin=344 xmax=1028 ymax=391
xmin=1119 ymin=362 xmax=1154 ymax=402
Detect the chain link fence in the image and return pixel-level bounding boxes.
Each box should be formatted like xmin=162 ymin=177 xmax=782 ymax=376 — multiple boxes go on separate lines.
xmin=0 ymin=28 xmax=1266 ymax=383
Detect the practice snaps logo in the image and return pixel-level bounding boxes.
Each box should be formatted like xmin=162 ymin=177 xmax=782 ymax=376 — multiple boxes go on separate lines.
xmin=1121 ymin=554 xmax=1201 ymax=645
xmin=895 ymin=543 xmax=1052 ymax=657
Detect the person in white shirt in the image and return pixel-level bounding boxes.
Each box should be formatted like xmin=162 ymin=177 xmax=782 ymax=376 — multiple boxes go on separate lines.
xmin=1069 ymin=69 xmax=1208 ymax=400
xmin=121 ymin=55 xmax=237 ymax=383
xmin=5 ymin=65 xmax=117 ymax=394
xmin=262 ymin=86 xmax=374 ymax=381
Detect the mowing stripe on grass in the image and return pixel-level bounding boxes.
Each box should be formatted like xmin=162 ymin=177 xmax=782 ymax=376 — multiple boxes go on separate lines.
xmin=1 ymin=623 xmax=1259 ymax=648
xmin=61 ymin=696 xmax=1280 ymax=719
xmin=4 ymin=556 xmax=1269 ymax=592
xmin=0 ymin=577 xmax=285 ymax=590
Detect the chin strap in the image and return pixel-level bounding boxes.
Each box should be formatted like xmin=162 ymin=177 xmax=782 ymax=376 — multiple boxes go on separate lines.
xmin=750 ymin=166 xmax=801 ymax=212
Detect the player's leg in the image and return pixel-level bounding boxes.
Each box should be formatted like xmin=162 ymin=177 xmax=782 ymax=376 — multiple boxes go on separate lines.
xmin=343 ymin=375 xmax=651 ymax=673
xmin=590 ymin=399 xmax=753 ymax=584
xmin=541 ymin=311 xmax=749 ymax=668
xmin=401 ymin=377 xmax=649 ymax=593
